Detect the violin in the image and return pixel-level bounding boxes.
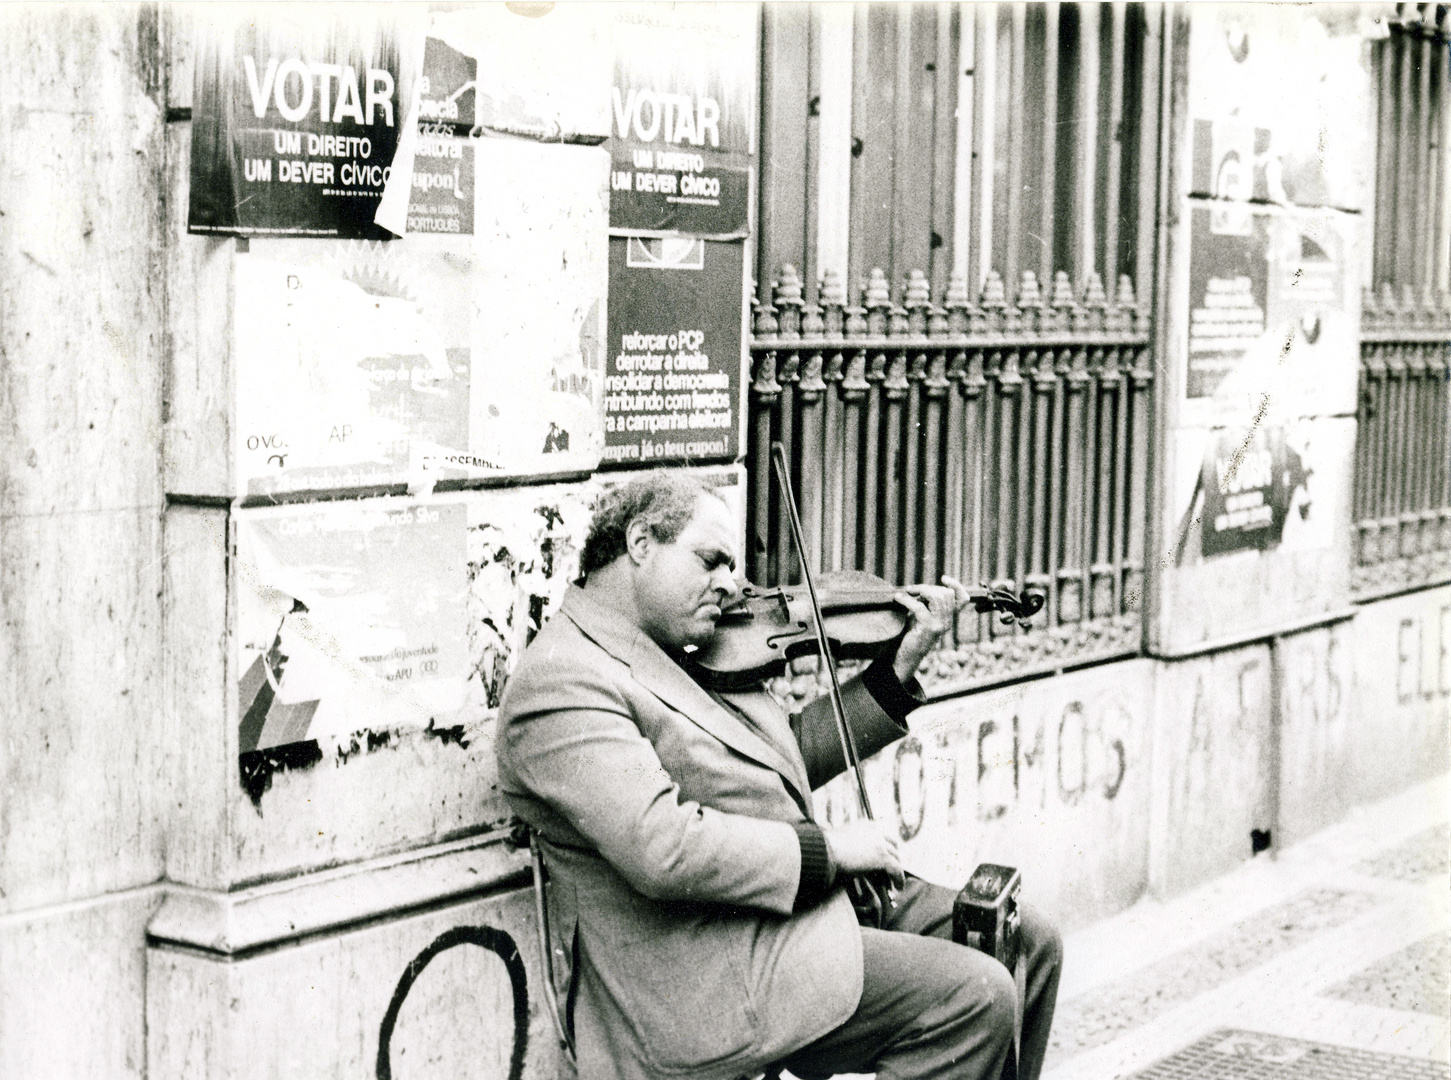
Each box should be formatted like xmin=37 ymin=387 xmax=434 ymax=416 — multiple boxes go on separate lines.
xmin=692 ymin=570 xmax=1043 ymax=691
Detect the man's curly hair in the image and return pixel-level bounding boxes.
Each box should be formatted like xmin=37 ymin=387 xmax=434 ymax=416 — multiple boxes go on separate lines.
xmin=580 ymin=472 xmax=726 ymax=577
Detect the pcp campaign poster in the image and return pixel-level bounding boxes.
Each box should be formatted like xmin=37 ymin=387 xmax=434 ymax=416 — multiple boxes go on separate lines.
xmin=603 ymin=237 xmax=744 ymax=466
xmin=608 ymin=3 xmax=755 ymax=236
xmin=189 ymin=9 xmax=422 ymax=238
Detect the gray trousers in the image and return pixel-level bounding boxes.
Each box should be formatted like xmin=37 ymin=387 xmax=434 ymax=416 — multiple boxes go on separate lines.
xmin=778 ymin=877 xmax=1062 ymax=1080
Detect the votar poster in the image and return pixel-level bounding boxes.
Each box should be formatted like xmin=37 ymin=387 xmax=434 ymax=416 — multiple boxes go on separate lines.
xmin=189 ymin=10 xmax=419 ymax=238
xmin=607 ymin=3 xmax=755 ymax=237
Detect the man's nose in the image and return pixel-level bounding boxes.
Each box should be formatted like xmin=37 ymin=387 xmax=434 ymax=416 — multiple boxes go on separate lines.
xmin=712 ymin=566 xmax=739 ymax=601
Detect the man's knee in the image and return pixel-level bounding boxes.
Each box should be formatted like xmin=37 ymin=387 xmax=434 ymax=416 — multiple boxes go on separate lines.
xmin=1022 ymin=909 xmax=1063 ymax=975
xmin=944 ymin=951 xmax=1016 ymax=1033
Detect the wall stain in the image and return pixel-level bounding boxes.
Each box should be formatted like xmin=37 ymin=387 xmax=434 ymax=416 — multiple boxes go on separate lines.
xmin=423 ymin=718 xmax=471 ymax=749
xmin=335 ymin=728 xmax=397 ymax=764
xmin=239 ymin=740 xmax=324 ymax=811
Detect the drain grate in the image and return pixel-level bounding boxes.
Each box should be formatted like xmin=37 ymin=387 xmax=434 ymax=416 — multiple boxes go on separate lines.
xmin=1127 ymin=1029 xmax=1450 ymax=1079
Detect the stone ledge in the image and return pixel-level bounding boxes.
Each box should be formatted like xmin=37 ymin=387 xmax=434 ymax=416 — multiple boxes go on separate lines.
xmin=147 ymin=831 xmax=528 ymax=956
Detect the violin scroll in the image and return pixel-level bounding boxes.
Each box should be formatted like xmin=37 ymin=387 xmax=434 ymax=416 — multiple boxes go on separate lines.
xmin=969 ymin=585 xmax=1046 ymax=627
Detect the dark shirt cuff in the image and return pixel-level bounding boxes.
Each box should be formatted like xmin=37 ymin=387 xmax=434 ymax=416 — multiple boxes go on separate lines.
xmin=792 ymin=822 xmax=836 ymax=911
xmin=861 ymin=655 xmax=925 ymax=724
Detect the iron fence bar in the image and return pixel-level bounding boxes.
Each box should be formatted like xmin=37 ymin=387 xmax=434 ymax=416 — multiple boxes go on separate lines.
xmin=1134 ymin=4 xmax=1163 ymax=311
xmin=962 ymin=346 xmax=987 ymax=642
xmin=1005 ymin=3 xmax=1028 ymax=290
xmin=943 ymin=344 xmax=968 ymax=588
xmin=1029 ymin=344 xmax=1055 ymax=601
xmin=1010 ymin=345 xmax=1033 ymax=592
xmin=1086 ymin=344 xmax=1110 ymax=618
xmin=777 ymin=354 xmax=799 ymax=583
xmin=1414 ymin=21 xmax=1434 ymax=292
xmin=904 ymin=348 xmax=925 ymax=583
xmin=1060 ymin=341 xmax=1089 ymax=623
xmin=1103 ymin=3 xmax=1128 ymax=298
xmin=1396 ymin=24 xmax=1418 ymax=290
xmin=841 ymin=347 xmax=866 ymax=572
xmin=862 ymin=348 xmax=884 ymax=576
xmin=1073 ymin=1 xmax=1101 ymax=288
xmin=1126 ymin=338 xmax=1154 ymax=610
xmin=1110 ymin=342 xmax=1132 ymax=613
xmin=799 ymin=344 xmax=825 ymax=574
xmin=883 ymin=351 xmax=908 ymax=583
xmin=922 ymin=343 xmax=949 ymax=587
xmin=992 ymin=347 xmax=1016 ymax=597
xmin=979 ymin=344 xmax=1001 ymax=636
xmin=823 ymin=347 xmax=845 ymax=571
xmin=1039 ymin=2 xmax=1061 ymax=287
xmin=750 ymin=348 xmax=779 ymax=586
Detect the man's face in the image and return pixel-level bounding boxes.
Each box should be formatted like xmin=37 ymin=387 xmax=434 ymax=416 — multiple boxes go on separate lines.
xmin=632 ymin=495 xmax=739 ymax=651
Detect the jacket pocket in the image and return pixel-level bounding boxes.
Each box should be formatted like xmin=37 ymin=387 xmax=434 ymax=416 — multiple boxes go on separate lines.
xmin=599 ymin=908 xmax=758 ymax=1072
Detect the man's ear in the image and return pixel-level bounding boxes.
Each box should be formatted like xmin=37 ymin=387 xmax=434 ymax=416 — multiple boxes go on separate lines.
xmin=624 ymin=517 xmax=653 ymax=565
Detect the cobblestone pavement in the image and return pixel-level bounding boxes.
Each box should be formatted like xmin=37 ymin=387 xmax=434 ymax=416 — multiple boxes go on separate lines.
xmin=1044 ymin=775 xmax=1450 ymax=1080
xmin=787 ymin=776 xmax=1447 ymax=1080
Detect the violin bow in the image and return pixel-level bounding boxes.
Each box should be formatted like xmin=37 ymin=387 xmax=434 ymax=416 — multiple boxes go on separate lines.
xmin=771 ymin=442 xmax=876 ymax=822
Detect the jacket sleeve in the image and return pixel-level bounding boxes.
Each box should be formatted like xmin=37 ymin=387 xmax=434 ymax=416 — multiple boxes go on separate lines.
xmin=790 ymin=656 xmax=921 ymax=791
xmin=500 ymin=663 xmax=804 ymax=916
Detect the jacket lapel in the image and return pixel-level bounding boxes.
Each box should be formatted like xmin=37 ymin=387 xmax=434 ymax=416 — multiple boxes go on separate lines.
xmin=560 ymin=587 xmax=810 ymax=806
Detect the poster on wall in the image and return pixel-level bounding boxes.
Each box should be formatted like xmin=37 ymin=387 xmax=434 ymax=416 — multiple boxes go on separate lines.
xmin=237 ymin=140 xmax=609 ymax=499
xmin=607 ymin=3 xmax=755 ymax=236
xmin=603 ymin=236 xmax=744 ymax=466
xmin=404 ymin=36 xmax=477 ymax=236
xmin=1186 ymin=6 xmax=1370 ymax=212
xmin=1186 ymin=205 xmax=1350 ymax=407
xmin=1173 ymin=424 xmax=1320 ymax=560
xmin=378 ymin=5 xmax=612 ymax=238
xmin=189 ymin=10 xmax=418 ymax=238
xmin=1186 ymin=206 xmax=1270 ymax=398
xmin=237 ymin=466 xmax=745 ymax=754
xmin=467 ymin=140 xmax=610 ymax=479
xmin=236 ymin=497 xmax=471 ymax=752
xmin=235 ymin=238 xmax=473 ymax=499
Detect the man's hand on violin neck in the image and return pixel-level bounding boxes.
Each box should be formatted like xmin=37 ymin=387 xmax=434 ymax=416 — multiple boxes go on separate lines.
xmin=823 ymin=821 xmax=906 ymax=889
xmin=890 ymin=577 xmax=972 ymax=683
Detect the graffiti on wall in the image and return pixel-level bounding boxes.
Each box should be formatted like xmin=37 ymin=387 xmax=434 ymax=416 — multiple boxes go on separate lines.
xmin=1396 ymin=603 xmax=1451 ymax=704
xmin=819 ymin=695 xmax=1134 ymax=836
xmin=376 ymin=925 xmax=530 ymax=1080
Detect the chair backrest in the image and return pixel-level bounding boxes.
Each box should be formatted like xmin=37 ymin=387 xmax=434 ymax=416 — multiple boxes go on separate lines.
xmin=527 ymin=829 xmax=577 ymax=1066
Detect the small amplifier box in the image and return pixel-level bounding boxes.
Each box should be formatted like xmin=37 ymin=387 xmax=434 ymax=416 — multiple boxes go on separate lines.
xmin=952 ymin=863 xmax=1022 ymax=971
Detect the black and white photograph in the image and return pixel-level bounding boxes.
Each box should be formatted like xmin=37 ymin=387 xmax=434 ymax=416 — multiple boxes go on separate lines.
xmin=1 ymin=3 xmax=1448 ymax=1079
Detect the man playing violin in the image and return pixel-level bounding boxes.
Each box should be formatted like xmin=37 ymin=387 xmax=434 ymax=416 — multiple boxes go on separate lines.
xmin=497 ymin=471 xmax=1061 ymax=1080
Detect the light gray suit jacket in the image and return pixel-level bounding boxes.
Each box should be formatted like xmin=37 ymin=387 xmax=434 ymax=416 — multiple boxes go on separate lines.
xmin=496 ymin=586 xmax=910 ymax=1080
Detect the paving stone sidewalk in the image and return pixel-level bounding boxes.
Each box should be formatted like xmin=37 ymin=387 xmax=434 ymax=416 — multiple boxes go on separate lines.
xmin=1044 ymin=775 xmax=1450 ymax=1080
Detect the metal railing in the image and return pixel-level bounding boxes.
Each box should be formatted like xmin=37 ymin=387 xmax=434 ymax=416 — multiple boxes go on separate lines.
xmin=1353 ymin=286 xmax=1451 ymax=600
xmin=756 ymin=2 xmax=1163 ymax=335
xmin=748 ymin=264 xmax=1153 ymax=693
xmin=1354 ymin=4 xmax=1451 ymax=600
xmin=1370 ymin=4 xmax=1451 ymax=297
